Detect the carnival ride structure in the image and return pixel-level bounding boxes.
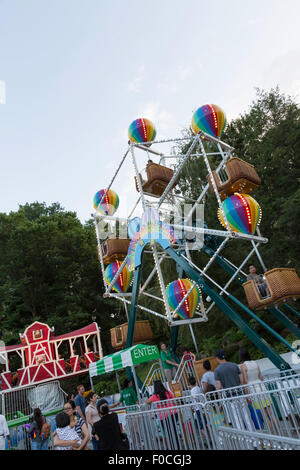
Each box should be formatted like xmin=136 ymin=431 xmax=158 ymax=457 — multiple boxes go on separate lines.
xmin=92 ymin=107 xmax=300 ymax=388
xmin=0 ymin=321 xmax=103 ymax=391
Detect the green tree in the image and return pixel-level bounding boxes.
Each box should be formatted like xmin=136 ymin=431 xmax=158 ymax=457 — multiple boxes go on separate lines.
xmin=171 ymin=88 xmax=300 ymax=358
xmin=0 ymin=202 xmax=118 ymax=353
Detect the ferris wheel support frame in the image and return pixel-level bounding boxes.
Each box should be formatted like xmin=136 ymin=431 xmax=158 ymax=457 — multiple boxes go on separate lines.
xmin=122 ymin=235 xmax=295 ymax=371
xmin=180 ymin=251 xmax=300 ymax=350
xmin=165 ymin=246 xmax=297 ymax=371
xmin=93 ymin=128 xmax=299 ymax=372
xmin=201 ymin=241 xmax=300 ymax=339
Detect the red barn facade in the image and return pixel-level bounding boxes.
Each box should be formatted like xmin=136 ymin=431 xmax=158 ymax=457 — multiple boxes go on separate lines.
xmin=0 ymin=321 xmax=103 ymax=390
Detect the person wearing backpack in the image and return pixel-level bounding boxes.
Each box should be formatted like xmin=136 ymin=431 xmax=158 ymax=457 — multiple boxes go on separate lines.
xmin=25 ymin=407 xmax=50 ymax=450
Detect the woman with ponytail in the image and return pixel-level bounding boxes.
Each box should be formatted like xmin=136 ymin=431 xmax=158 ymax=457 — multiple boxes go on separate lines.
xmin=92 ymin=401 xmax=125 ymax=450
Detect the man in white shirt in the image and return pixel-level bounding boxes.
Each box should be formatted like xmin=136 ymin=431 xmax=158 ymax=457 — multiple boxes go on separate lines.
xmin=0 ymin=414 xmax=10 ymax=450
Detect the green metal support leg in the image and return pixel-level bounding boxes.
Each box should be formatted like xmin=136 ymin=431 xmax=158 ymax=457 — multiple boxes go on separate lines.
xmin=203 ymin=240 xmax=300 ymax=339
xmin=170 ymin=323 xmax=180 ymax=362
xmin=228 ymin=295 xmax=300 ymax=350
xmin=281 ymin=303 xmax=300 ymax=319
xmin=269 ymin=307 xmax=300 ymax=339
xmin=125 ymin=265 xmax=144 ymax=391
xmin=166 ymin=247 xmax=293 ymax=372
xmin=126 ymin=265 xmax=142 ymax=348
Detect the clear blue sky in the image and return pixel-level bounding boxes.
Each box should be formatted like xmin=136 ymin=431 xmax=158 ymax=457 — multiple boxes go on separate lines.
xmin=1 ymin=0 xmax=300 ymax=222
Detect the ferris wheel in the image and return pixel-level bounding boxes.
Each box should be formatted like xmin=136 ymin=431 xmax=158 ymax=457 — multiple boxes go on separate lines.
xmin=93 ymin=105 xmax=300 ymax=373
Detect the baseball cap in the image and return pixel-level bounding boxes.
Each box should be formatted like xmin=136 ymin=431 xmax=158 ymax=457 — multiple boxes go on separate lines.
xmin=215 ymin=350 xmax=225 ymax=360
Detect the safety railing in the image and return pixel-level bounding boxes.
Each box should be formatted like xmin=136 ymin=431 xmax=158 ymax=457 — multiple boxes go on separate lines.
xmin=173 ymin=358 xmax=200 ymax=391
xmin=126 ymin=375 xmax=300 ymax=450
xmin=126 ymin=398 xmax=211 ymax=451
xmin=0 ymin=380 xmax=67 ymax=423
xmin=202 ymin=379 xmax=300 ymax=448
xmin=216 ymin=426 xmax=300 ymax=450
xmin=141 ymin=362 xmax=167 ymax=397
xmin=204 ymin=371 xmax=300 ymax=401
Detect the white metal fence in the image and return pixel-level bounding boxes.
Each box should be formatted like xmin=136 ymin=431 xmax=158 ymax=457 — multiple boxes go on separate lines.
xmin=0 ymin=381 xmax=67 ymax=422
xmin=174 ymin=358 xmax=200 ymax=392
xmin=126 ymin=398 xmax=211 ymax=451
xmin=216 ymin=427 xmax=300 ymax=450
xmin=126 ymin=372 xmax=300 ymax=451
xmin=4 ymin=373 xmax=300 ymax=450
xmin=141 ymin=362 xmax=167 ymax=397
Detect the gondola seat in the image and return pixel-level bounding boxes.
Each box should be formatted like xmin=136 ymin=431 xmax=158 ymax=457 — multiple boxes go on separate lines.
xmin=100 ymin=237 xmax=131 ymax=265
xmin=135 ymin=160 xmax=176 ymax=197
xmin=242 ymin=268 xmax=300 ymax=310
xmin=110 ymin=320 xmax=153 ymax=349
xmin=207 ymin=157 xmax=261 ymax=200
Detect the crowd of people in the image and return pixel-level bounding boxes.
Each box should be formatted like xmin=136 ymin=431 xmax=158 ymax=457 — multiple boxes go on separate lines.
xmin=0 ymin=331 xmax=286 ymax=452
xmin=0 ymin=263 xmax=276 ymax=451
xmin=12 ymin=384 xmax=129 ymax=451
xmin=0 ymin=341 xmax=273 ymax=451
xmin=159 ymin=342 xmax=268 ymax=397
xmin=0 ymin=383 xmax=132 ymax=451
xmin=0 ymin=264 xmax=291 ymax=451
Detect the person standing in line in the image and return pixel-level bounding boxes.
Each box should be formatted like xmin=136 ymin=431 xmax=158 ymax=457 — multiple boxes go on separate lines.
xmin=110 ymin=379 xmax=141 ymax=447
xmin=92 ymin=402 xmax=125 ymax=451
xmin=0 ymin=413 xmax=10 ymax=450
xmin=188 ymin=376 xmax=210 ymax=443
xmin=214 ymin=350 xmax=253 ymax=437
xmin=110 ymin=379 xmax=139 ymax=409
xmin=74 ymin=385 xmax=86 ymax=421
xmin=214 ymin=350 xmax=242 ymax=393
xmin=239 ymin=347 xmax=276 ymax=433
xmin=146 ymin=380 xmax=179 ymax=450
xmin=25 ymin=408 xmax=50 ymax=450
xmin=201 ymin=360 xmax=217 ymax=394
xmin=53 ymin=400 xmax=90 ymax=450
xmin=160 ymin=342 xmax=179 ymax=389
xmin=239 ymin=347 xmax=265 ymax=391
xmin=182 ymin=347 xmax=196 ymax=362
xmin=85 ymin=392 xmax=100 ymax=450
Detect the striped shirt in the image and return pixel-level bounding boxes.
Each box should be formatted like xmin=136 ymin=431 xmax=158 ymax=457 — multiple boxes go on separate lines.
xmin=73 ymin=417 xmax=84 ymax=439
